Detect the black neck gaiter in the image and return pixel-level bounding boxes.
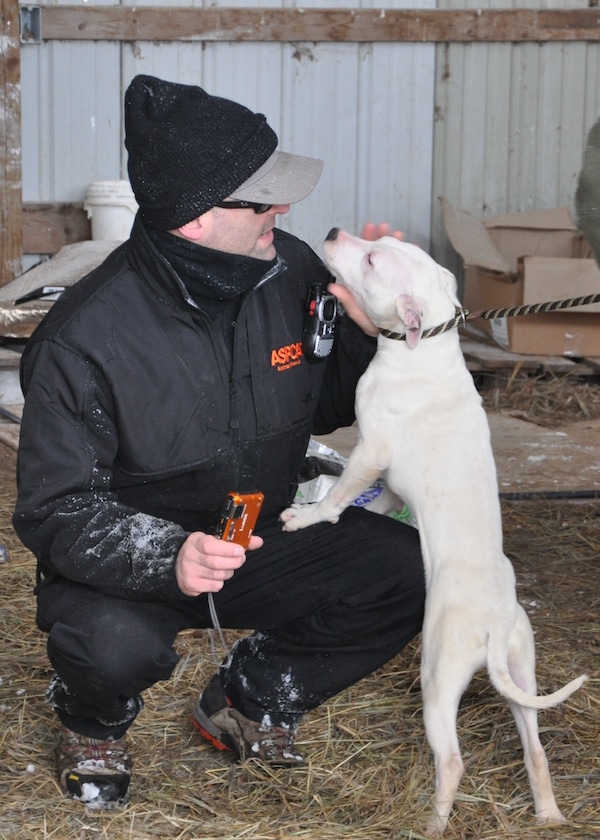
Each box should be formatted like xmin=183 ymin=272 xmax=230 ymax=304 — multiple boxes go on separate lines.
xmin=148 ymin=228 xmax=278 ymax=305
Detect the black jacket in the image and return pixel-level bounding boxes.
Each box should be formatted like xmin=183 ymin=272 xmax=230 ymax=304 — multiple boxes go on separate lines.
xmin=13 ymin=219 xmax=375 ymax=601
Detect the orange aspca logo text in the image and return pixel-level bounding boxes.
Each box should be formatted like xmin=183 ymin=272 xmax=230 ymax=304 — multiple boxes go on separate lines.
xmin=271 ymin=342 xmax=304 ymax=371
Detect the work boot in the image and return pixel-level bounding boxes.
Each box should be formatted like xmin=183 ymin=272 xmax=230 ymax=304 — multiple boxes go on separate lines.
xmin=192 ymin=674 xmax=304 ymax=766
xmin=55 ymin=724 xmax=131 ymax=809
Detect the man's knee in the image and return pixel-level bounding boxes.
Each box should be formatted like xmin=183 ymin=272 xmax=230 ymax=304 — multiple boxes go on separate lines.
xmin=47 ymin=611 xmax=178 ymax=699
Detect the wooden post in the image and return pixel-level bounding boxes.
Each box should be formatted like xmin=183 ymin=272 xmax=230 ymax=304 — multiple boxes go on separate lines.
xmin=0 ymin=0 xmax=23 ymax=284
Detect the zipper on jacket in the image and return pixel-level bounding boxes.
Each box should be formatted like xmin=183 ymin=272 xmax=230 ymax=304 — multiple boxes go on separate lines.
xmin=228 ymin=258 xmax=286 ymax=442
xmin=149 ymin=242 xmax=238 ymax=386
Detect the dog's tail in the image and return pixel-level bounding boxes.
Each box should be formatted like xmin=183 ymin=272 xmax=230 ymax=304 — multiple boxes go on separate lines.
xmin=485 ymin=611 xmax=588 ymax=709
xmin=489 ymin=667 xmax=588 ymax=710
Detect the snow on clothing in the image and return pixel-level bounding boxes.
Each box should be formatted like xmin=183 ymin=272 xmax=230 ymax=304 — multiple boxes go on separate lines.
xmin=13 ymin=217 xmax=425 ymax=737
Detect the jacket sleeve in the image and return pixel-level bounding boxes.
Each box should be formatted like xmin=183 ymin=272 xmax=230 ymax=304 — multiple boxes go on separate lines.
xmin=13 ymin=338 xmax=189 ymax=600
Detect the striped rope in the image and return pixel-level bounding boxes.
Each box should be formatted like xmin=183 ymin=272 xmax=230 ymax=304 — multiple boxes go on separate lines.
xmin=380 ymin=292 xmax=600 ymax=342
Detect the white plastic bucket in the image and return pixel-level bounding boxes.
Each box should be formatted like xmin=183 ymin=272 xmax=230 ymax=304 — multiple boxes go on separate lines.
xmin=84 ymin=180 xmax=138 ymax=241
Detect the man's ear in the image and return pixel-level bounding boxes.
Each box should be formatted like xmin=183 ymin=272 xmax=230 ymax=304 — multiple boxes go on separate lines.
xmin=175 ymin=217 xmax=204 ymax=241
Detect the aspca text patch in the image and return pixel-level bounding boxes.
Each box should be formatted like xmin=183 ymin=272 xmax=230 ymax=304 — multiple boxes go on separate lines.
xmin=271 ymin=342 xmax=303 ymax=371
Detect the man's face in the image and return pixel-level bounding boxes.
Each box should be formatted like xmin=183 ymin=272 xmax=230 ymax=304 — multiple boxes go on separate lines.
xmin=201 ymin=203 xmax=291 ymax=260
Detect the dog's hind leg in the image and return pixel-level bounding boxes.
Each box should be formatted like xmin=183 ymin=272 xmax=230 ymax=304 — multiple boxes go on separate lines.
xmin=507 ymin=606 xmax=565 ymax=824
xmin=421 ymin=665 xmax=471 ymax=838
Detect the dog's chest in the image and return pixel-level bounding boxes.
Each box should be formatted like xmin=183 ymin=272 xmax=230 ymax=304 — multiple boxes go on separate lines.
xmin=355 ymin=348 xmax=476 ymax=434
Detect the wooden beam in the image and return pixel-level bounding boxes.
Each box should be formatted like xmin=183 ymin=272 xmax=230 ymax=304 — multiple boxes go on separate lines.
xmin=23 ymin=204 xmax=91 ymax=255
xmin=0 ymin=0 xmax=23 ymax=284
xmin=40 ymin=7 xmax=600 ymax=43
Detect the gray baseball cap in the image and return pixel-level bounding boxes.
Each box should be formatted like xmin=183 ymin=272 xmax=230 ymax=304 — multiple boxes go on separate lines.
xmin=230 ymin=150 xmax=323 ymax=205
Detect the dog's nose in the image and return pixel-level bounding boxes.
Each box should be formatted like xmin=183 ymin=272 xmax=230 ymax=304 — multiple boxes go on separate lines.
xmin=325 ymin=227 xmax=340 ymax=242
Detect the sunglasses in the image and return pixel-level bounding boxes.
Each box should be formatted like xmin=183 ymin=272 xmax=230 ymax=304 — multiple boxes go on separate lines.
xmin=214 ymin=199 xmax=274 ymax=214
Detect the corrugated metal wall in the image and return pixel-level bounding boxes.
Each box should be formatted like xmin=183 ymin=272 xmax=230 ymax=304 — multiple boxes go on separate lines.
xmin=20 ymin=0 xmax=436 ymax=259
xmin=19 ymin=0 xmax=600 ymax=269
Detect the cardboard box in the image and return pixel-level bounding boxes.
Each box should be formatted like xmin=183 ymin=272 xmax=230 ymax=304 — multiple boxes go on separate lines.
xmin=440 ymin=198 xmax=600 ymax=357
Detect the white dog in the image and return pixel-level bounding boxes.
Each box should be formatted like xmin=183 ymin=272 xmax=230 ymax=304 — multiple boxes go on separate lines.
xmin=281 ymin=229 xmax=587 ymax=837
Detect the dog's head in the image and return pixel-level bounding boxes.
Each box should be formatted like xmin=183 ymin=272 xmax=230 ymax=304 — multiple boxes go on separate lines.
xmin=323 ymin=228 xmax=460 ymax=348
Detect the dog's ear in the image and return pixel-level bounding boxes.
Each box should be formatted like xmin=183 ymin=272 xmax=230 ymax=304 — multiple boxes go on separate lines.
xmin=396 ymin=294 xmax=424 ymax=348
xmin=439 ymin=266 xmax=461 ymax=308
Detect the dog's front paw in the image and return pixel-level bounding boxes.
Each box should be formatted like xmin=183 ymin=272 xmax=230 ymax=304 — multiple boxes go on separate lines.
xmin=279 ymin=504 xmax=303 ymax=525
xmin=280 ymin=504 xmax=318 ymax=531
xmin=280 ymin=504 xmax=338 ymax=531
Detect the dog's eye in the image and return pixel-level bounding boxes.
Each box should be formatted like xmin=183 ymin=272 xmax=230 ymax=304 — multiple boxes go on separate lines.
xmin=366 ymin=252 xmax=375 ymax=268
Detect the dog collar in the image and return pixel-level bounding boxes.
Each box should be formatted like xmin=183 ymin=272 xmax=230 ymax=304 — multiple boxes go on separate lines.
xmin=380 ymin=307 xmax=467 ymax=342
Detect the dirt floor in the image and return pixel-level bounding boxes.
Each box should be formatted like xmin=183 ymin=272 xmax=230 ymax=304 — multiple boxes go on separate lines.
xmin=0 ymin=370 xmax=598 ymax=840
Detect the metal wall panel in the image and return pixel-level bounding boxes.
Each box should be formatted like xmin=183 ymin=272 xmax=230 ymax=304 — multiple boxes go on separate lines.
xmin=432 ymin=0 xmax=600 ymax=279
xmin=20 ymin=0 xmax=122 ymax=203
xmin=21 ymin=0 xmax=436 ymax=258
xmin=20 ymin=0 xmax=600 ymax=269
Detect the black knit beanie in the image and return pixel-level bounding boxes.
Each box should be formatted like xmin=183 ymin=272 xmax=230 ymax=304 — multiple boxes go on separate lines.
xmin=125 ymin=75 xmax=278 ymax=230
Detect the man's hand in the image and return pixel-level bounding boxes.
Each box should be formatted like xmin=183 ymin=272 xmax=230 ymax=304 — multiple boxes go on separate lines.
xmin=360 ymin=222 xmax=404 ymax=242
xmin=328 ymin=282 xmax=379 ymax=336
xmin=175 ymin=531 xmax=263 ymax=597
xmin=328 ymin=221 xmax=405 ymax=336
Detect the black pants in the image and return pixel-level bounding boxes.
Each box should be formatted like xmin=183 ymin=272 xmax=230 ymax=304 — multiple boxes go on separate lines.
xmin=37 ymin=507 xmax=425 ymax=739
